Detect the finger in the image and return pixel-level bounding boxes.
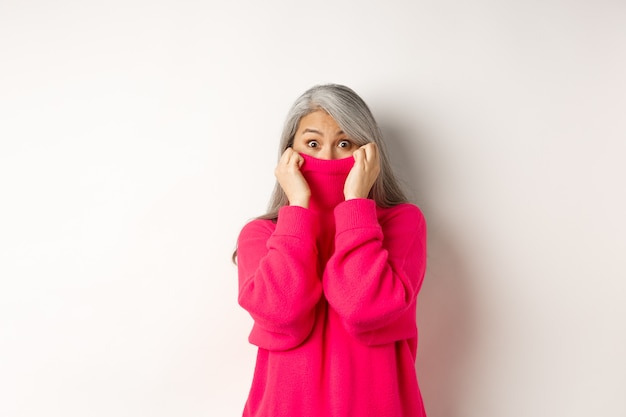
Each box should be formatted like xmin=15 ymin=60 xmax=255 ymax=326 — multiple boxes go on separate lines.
xmin=287 ymin=150 xmax=301 ymax=168
xmin=280 ymin=148 xmax=293 ymax=165
xmin=352 ymin=148 xmax=365 ymax=165
xmin=362 ymin=143 xmax=378 ymax=162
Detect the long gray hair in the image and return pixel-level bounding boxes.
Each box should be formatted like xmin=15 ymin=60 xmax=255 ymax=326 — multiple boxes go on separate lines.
xmin=260 ymin=83 xmax=407 ymax=220
xmin=232 ymin=84 xmax=407 ymax=263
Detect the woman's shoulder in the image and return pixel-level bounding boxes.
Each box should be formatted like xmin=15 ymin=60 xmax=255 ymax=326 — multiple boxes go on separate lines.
xmin=238 ymin=217 xmax=277 ymax=240
xmin=376 ymin=202 xmax=425 ymax=224
xmin=376 ymin=203 xmax=424 ymax=218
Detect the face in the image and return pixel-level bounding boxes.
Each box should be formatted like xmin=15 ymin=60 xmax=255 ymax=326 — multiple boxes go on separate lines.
xmin=292 ymin=111 xmax=357 ymax=160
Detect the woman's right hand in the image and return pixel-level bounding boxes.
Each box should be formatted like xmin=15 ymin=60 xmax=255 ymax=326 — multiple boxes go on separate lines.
xmin=275 ymin=148 xmax=311 ymax=208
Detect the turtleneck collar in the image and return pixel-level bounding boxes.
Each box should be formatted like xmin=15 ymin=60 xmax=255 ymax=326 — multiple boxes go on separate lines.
xmin=300 ymin=153 xmax=354 ymax=212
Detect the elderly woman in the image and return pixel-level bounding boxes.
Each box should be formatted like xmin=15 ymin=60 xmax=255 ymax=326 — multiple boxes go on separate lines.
xmin=234 ymin=84 xmax=427 ymax=417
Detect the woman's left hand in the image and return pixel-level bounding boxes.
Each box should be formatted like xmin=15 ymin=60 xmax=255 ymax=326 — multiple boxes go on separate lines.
xmin=344 ymin=143 xmax=381 ymax=200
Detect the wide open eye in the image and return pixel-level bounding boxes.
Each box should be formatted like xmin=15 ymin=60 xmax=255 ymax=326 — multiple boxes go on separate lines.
xmin=307 ymin=140 xmax=319 ymax=148
xmin=338 ymin=140 xmax=352 ymax=148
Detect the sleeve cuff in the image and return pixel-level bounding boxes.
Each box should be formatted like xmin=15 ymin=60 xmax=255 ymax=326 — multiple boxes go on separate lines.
xmin=334 ymin=198 xmax=380 ymax=234
xmin=275 ymin=205 xmax=320 ymax=238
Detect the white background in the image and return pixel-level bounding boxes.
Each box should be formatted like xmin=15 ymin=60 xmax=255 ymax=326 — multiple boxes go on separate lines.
xmin=1 ymin=1 xmax=625 ymax=416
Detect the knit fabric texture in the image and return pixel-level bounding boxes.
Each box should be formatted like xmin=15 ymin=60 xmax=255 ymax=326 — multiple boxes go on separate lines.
xmin=237 ymin=153 xmax=427 ymax=417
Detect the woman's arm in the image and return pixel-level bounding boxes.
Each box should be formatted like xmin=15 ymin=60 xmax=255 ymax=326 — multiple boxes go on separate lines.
xmin=323 ymin=199 xmax=427 ymax=346
xmin=237 ymin=206 xmax=322 ymax=351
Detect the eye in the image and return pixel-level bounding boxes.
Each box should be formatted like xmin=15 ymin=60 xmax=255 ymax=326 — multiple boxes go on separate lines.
xmin=338 ymin=140 xmax=351 ymax=148
xmin=307 ymin=140 xmax=319 ymax=148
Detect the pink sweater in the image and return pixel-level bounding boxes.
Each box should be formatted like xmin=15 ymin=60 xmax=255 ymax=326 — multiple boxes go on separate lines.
xmin=237 ymin=154 xmax=427 ymax=417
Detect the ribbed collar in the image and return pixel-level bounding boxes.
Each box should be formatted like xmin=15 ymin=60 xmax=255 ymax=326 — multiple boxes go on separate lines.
xmin=300 ymin=153 xmax=354 ymax=212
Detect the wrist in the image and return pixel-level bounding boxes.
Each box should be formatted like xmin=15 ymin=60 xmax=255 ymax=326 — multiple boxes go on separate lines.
xmin=344 ymin=190 xmax=368 ymax=200
xmin=289 ymin=197 xmax=310 ymax=208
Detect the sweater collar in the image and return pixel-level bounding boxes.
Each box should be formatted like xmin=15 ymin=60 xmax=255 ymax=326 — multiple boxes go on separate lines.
xmin=300 ymin=153 xmax=354 ymax=211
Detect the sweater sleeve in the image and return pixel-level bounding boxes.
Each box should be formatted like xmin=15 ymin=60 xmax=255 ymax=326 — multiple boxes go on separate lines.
xmin=237 ymin=205 xmax=323 ymax=351
xmin=323 ymin=199 xmax=427 ymax=346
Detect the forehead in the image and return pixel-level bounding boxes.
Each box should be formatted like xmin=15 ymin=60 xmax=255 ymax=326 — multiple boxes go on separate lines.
xmin=296 ymin=110 xmax=342 ymax=133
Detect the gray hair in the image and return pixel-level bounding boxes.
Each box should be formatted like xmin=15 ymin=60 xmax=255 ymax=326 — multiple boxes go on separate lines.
xmin=260 ymin=83 xmax=408 ymax=220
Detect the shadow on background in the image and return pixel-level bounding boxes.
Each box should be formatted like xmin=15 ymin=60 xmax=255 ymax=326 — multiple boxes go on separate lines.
xmin=382 ymin=120 xmax=478 ymax=417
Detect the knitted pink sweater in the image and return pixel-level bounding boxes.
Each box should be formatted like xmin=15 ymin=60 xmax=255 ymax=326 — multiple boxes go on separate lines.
xmin=237 ymin=154 xmax=427 ymax=417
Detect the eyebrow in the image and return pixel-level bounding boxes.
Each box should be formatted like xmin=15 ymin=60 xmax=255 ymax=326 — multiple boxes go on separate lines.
xmin=302 ymin=128 xmax=345 ymax=136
